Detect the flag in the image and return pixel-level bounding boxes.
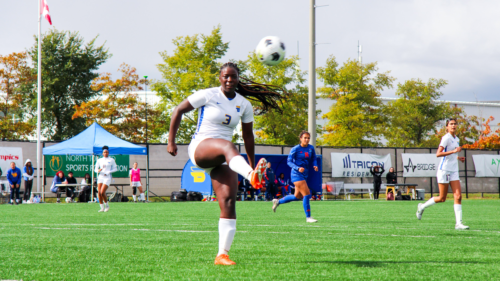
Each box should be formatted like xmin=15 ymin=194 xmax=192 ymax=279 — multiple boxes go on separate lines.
xmin=41 ymin=0 xmax=52 ymax=25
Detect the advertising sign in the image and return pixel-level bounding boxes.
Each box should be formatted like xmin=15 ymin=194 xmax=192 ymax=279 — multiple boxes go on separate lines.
xmin=402 ymin=154 xmax=441 ymax=177
xmin=0 ymin=147 xmax=23 ymax=175
xmin=45 ymin=155 xmax=129 ymax=177
xmin=472 ymin=155 xmax=500 ymax=177
xmin=331 ymin=153 xmax=391 ymax=178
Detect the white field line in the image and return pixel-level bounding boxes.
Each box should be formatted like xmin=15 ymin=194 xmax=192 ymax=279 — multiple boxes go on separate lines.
xmin=34 ymin=227 xmax=246 ymax=233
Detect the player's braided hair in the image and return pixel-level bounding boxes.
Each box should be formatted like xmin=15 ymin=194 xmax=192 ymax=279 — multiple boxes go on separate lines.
xmin=220 ymin=62 xmax=286 ymax=115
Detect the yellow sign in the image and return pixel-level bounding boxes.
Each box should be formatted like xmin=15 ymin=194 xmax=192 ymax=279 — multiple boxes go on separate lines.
xmin=190 ymin=166 xmax=205 ymax=183
xmin=49 ymin=156 xmax=63 ymax=172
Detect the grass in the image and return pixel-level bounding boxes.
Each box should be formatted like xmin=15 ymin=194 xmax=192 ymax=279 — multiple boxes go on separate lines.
xmin=0 ymin=200 xmax=499 ymax=280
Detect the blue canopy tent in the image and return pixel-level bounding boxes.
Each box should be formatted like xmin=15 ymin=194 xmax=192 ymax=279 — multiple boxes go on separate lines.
xmin=42 ymin=123 xmax=148 ymax=201
xmin=181 ymin=153 xmax=323 ymax=197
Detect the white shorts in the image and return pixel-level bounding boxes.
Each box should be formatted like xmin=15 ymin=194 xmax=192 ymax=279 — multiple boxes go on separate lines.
xmin=188 ymin=138 xmax=227 ymax=175
xmin=131 ymin=181 xmax=142 ymax=187
xmin=437 ymin=170 xmax=459 ymax=184
xmin=97 ymin=177 xmax=112 ymax=186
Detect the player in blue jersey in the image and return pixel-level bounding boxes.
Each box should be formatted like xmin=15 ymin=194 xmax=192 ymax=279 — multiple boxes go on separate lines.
xmin=272 ymin=131 xmax=319 ymax=223
xmin=167 ymin=62 xmax=286 ymax=265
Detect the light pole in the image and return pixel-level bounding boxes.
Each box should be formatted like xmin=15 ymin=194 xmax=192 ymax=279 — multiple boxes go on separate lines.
xmin=143 ymin=75 xmax=149 ymax=202
xmin=144 ymin=76 xmax=148 ymax=143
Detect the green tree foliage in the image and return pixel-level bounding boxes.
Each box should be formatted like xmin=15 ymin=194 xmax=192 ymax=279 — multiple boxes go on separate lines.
xmin=26 ymin=29 xmax=110 ymax=140
xmin=384 ymin=78 xmax=455 ymax=147
xmin=0 ymin=52 xmax=36 ymax=140
xmin=241 ymin=54 xmax=312 ymax=145
xmin=152 ymin=26 xmax=228 ymax=144
xmin=317 ymin=56 xmax=394 ymax=146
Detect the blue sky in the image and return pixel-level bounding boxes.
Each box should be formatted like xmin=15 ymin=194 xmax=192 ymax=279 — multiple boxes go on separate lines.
xmin=2 ymin=0 xmax=499 ymax=101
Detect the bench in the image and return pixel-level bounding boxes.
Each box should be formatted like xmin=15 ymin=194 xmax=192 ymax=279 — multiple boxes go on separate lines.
xmin=343 ymin=184 xmax=373 ymax=200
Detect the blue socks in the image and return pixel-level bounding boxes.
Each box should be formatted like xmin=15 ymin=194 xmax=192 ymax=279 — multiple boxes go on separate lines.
xmin=278 ymin=194 xmax=312 ymax=218
xmin=303 ymin=194 xmax=311 ymax=218
xmin=279 ymin=195 xmax=300 ymax=204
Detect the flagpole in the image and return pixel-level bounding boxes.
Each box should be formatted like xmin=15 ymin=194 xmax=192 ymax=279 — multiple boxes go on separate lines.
xmin=36 ymin=0 xmax=42 ymax=195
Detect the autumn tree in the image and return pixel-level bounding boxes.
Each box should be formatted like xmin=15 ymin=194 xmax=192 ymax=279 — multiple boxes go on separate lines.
xmin=25 ymin=29 xmax=110 ymax=140
xmin=72 ymin=64 xmax=164 ymax=143
xmin=384 ymin=78 xmax=452 ymax=147
xmin=425 ymin=106 xmax=482 ymax=147
xmin=152 ymin=26 xmax=228 ymax=143
xmin=0 ymin=52 xmax=36 ymax=140
xmin=241 ymin=54 xmax=314 ymax=145
xmin=462 ymin=116 xmax=500 ymax=149
xmin=317 ymin=56 xmax=394 ymax=146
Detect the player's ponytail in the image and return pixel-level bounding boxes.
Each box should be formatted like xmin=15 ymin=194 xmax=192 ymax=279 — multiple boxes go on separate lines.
xmin=220 ymin=62 xmax=286 ymax=115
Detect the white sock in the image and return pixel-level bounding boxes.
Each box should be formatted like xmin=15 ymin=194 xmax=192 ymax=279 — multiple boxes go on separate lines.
xmin=228 ymin=156 xmax=253 ymax=180
xmin=454 ymin=204 xmax=462 ymax=224
xmin=133 ymin=195 xmax=137 ymax=201
xmin=105 ymin=202 xmax=109 ymax=208
xmin=140 ymin=193 xmax=145 ymax=200
xmin=100 ymin=204 xmax=105 ymax=210
xmin=422 ymin=197 xmax=437 ymax=209
xmin=218 ymin=218 xmax=236 ymax=256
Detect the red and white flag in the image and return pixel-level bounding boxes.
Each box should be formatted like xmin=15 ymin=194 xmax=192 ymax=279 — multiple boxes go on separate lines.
xmin=41 ymin=0 xmax=52 ymax=25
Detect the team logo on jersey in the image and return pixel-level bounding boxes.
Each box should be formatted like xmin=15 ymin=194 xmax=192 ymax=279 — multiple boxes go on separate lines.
xmin=305 ymin=152 xmax=309 ymax=158
xmin=236 ymin=106 xmax=240 ymax=112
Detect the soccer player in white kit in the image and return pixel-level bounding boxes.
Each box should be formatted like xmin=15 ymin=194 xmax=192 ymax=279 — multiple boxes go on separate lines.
xmin=167 ymin=62 xmax=285 ymax=265
xmin=94 ymin=146 xmax=118 ymax=212
xmin=416 ymin=119 xmax=469 ymax=230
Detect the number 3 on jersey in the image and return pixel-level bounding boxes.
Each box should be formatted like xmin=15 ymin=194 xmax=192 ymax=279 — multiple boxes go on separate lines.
xmin=222 ymin=114 xmax=231 ymax=125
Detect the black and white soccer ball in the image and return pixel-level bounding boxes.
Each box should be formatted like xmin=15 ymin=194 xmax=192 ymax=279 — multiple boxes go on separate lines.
xmin=256 ymin=36 xmax=286 ymax=66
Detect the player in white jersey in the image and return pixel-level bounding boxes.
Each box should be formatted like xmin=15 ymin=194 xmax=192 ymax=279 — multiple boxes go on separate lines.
xmin=167 ymin=62 xmax=285 ymax=265
xmin=94 ymin=146 xmax=118 ymax=212
xmin=416 ymin=119 xmax=469 ymax=230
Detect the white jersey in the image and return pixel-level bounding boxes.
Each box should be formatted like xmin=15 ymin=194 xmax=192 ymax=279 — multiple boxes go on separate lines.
xmin=187 ymin=87 xmax=254 ymax=142
xmin=438 ymin=133 xmax=460 ymax=172
xmin=94 ymin=157 xmax=118 ymax=179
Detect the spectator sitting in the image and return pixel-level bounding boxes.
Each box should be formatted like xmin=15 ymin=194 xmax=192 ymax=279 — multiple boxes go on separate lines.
xmin=277 ymin=173 xmax=291 ymax=197
xmin=7 ymin=162 xmax=22 ymax=205
xmin=23 ymin=159 xmax=34 ymax=203
xmin=50 ymin=171 xmax=68 ymax=203
xmin=79 ymin=173 xmax=92 ymax=202
xmin=65 ymin=172 xmax=77 ymax=203
xmin=386 ymin=167 xmax=397 ymax=185
xmin=239 ymin=178 xmax=258 ymax=200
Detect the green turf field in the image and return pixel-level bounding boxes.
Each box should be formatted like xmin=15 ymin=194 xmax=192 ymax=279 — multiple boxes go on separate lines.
xmin=1 ymin=200 xmax=499 ymax=280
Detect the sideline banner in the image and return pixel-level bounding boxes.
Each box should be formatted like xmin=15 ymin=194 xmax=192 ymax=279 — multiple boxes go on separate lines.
xmin=402 ymin=154 xmax=441 ymax=177
xmin=331 ymin=153 xmax=391 ymax=178
xmin=0 ymin=147 xmax=23 ymax=174
xmin=45 ymin=155 xmax=129 ymax=177
xmin=472 ymin=155 xmax=500 ymax=177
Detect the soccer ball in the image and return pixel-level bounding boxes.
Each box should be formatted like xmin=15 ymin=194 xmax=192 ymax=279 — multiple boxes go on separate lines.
xmin=65 ymin=197 xmax=72 ymax=203
xmin=255 ymin=36 xmax=286 ymax=66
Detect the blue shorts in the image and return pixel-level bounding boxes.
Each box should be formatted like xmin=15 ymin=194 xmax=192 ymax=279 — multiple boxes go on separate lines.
xmin=291 ymin=170 xmax=308 ymax=183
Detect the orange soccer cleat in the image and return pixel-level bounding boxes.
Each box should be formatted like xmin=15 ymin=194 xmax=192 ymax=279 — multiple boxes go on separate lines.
xmin=214 ymin=254 xmax=236 ymax=265
xmin=250 ymin=158 xmax=267 ymax=189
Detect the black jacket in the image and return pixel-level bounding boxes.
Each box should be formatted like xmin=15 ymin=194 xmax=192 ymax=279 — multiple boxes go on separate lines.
xmin=386 ymin=172 xmax=397 ymax=184
xmin=370 ymin=166 xmax=385 ymax=182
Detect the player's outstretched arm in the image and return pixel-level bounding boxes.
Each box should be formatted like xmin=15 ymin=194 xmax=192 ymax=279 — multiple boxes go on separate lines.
xmin=167 ymin=99 xmax=195 ymax=156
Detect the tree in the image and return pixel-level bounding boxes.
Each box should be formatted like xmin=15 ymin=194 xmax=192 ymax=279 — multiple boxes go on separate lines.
xmin=425 ymin=106 xmax=482 ymax=147
xmin=0 ymin=52 xmax=36 ymax=140
xmin=462 ymin=116 xmax=500 ymax=149
xmin=72 ymin=64 xmax=164 ymax=143
xmin=26 ymin=29 xmax=110 ymax=140
xmin=384 ymin=78 xmax=452 ymax=147
xmin=241 ymin=54 xmax=313 ymax=145
xmin=152 ymin=26 xmax=228 ymax=143
xmin=317 ymin=56 xmax=394 ymax=146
